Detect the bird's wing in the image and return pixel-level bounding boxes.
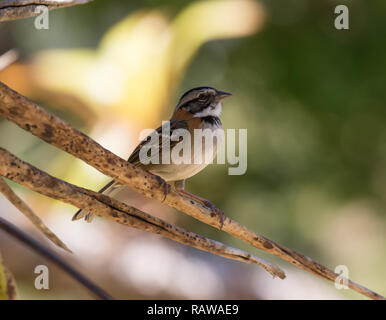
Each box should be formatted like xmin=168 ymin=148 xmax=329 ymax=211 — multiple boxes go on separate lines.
xmin=72 ymin=120 xmax=189 ymax=222
xmin=127 ymin=119 xmax=189 ymax=166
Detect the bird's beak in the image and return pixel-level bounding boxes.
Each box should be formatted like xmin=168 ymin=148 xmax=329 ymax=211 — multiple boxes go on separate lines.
xmin=216 ymin=90 xmax=232 ymax=101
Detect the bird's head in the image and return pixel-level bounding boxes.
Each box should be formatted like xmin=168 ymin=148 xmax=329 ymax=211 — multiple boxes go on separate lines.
xmin=173 ymin=87 xmax=231 ymax=119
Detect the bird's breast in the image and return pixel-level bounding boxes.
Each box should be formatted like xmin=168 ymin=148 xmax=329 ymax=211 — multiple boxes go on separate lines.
xmin=149 ymin=116 xmax=223 ymax=182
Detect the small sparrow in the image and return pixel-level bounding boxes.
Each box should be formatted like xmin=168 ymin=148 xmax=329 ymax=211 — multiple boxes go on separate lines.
xmin=73 ymin=86 xmax=231 ymax=227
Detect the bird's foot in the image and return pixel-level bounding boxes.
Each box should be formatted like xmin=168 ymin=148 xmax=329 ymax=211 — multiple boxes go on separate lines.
xmin=154 ymin=175 xmax=171 ymax=202
xmin=202 ymin=199 xmax=225 ymax=230
xmin=176 ymin=189 xmax=226 ymax=230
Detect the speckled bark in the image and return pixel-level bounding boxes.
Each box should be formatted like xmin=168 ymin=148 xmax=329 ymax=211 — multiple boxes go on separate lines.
xmin=0 ymin=147 xmax=285 ymax=279
xmin=0 ymin=0 xmax=92 ymax=22
xmin=0 ymin=177 xmax=71 ymax=252
xmin=0 ymin=82 xmax=384 ymax=299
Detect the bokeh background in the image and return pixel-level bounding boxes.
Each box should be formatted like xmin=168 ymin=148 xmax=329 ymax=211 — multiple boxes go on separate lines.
xmin=0 ymin=0 xmax=385 ymax=299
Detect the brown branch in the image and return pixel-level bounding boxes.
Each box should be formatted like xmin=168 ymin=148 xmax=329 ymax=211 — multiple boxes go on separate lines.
xmin=0 ymin=147 xmax=285 ymax=279
xmin=0 ymin=81 xmax=383 ymax=299
xmin=0 ymin=0 xmax=93 ymax=22
xmin=0 ymin=177 xmax=71 ymax=252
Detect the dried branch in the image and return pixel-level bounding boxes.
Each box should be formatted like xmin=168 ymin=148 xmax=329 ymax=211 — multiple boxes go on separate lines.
xmin=0 ymin=177 xmax=71 ymax=252
xmin=0 ymin=147 xmax=285 ymax=279
xmin=0 ymin=0 xmax=92 ymax=22
xmin=0 ymin=81 xmax=383 ymax=299
xmin=0 ymin=216 xmax=113 ymax=299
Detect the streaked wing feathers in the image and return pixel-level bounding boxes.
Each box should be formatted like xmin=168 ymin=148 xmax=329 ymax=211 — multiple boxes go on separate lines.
xmin=127 ymin=120 xmax=189 ymax=166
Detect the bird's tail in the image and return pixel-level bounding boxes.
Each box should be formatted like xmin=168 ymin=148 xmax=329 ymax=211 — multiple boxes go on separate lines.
xmin=72 ymin=180 xmax=122 ymax=222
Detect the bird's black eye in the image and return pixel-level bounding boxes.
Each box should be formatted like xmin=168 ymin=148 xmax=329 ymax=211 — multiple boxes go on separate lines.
xmin=198 ymin=93 xmax=206 ymax=101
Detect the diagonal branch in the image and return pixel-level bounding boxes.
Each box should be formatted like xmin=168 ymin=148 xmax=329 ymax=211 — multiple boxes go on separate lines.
xmin=0 ymin=81 xmax=383 ymax=299
xmin=0 ymin=0 xmax=93 ymax=22
xmin=0 ymin=177 xmax=71 ymax=252
xmin=0 ymin=147 xmax=285 ymax=279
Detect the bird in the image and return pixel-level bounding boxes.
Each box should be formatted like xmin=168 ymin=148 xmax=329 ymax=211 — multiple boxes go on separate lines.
xmin=72 ymin=86 xmax=231 ymax=227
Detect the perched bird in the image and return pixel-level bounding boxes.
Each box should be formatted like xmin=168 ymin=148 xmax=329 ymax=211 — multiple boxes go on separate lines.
xmin=72 ymin=86 xmax=231 ymax=227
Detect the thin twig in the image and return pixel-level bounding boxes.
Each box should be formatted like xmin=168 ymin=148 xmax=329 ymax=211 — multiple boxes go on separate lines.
xmin=0 ymin=0 xmax=93 ymax=22
xmin=0 ymin=216 xmax=113 ymax=300
xmin=0 ymin=177 xmax=71 ymax=252
xmin=0 ymin=147 xmax=285 ymax=279
xmin=0 ymin=81 xmax=383 ymax=299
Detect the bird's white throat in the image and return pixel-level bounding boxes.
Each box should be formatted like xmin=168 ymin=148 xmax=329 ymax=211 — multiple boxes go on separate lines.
xmin=194 ymin=102 xmax=222 ymax=118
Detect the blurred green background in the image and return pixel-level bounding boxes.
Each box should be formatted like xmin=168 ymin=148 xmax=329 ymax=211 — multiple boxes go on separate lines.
xmin=0 ymin=0 xmax=385 ymax=299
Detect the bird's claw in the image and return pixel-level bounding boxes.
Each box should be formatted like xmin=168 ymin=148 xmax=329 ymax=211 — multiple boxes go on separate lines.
xmin=203 ymin=200 xmax=225 ymax=230
xmin=155 ymin=175 xmax=170 ymax=202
